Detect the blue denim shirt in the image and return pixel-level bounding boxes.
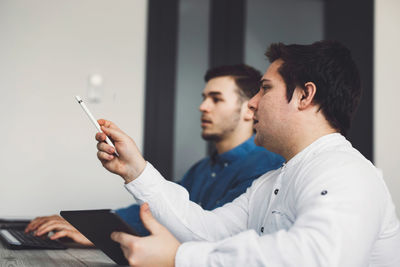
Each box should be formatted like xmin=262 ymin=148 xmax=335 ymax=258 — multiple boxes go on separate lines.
xmin=115 ymin=136 xmax=284 ymax=235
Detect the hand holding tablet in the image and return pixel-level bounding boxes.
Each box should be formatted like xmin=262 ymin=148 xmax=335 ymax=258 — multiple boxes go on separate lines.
xmin=61 ymin=209 xmax=140 ymax=265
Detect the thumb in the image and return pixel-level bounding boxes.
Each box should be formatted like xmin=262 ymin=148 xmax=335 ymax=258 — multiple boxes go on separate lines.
xmin=140 ymin=203 xmax=163 ymax=235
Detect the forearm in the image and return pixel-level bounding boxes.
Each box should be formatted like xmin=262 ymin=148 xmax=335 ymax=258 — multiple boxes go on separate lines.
xmin=175 ymin=218 xmax=371 ymax=267
xmin=125 ymin=162 xmax=247 ymax=242
xmin=176 ymin=230 xmax=272 ymax=267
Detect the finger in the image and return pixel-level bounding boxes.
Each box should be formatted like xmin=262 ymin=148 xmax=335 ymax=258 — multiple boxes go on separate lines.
xmin=98 ymin=119 xmax=113 ymax=128
xmin=49 ymin=230 xmax=70 ymax=240
xmin=97 ymin=142 xmax=115 ymax=154
xmin=97 ymin=151 xmax=115 ymax=161
xmin=25 ymin=220 xmax=40 ymax=232
xmin=49 ymin=229 xmax=78 ymax=241
xmin=95 ymin=132 xmax=107 ymax=142
xmin=35 ymin=217 xmax=66 ymax=230
xmin=51 ymin=230 xmax=93 ymax=246
xmin=111 ymin=232 xmax=139 ymax=266
xmin=35 ymin=221 xmax=59 ymax=236
xmin=25 ymin=217 xmax=51 ymax=232
xmin=120 ymin=245 xmax=136 ymax=266
xmin=111 ymin=232 xmax=139 ymax=246
xmin=36 ymin=221 xmax=70 ymax=236
xmin=139 ymin=203 xmax=163 ymax=235
xmin=98 ymin=119 xmax=121 ymax=131
xmin=26 ymin=215 xmax=63 ymax=233
xmin=110 ymin=232 xmax=124 ymax=243
xmin=97 ymin=119 xmax=107 ymax=126
xmin=100 ymin=126 xmax=126 ymax=143
xmin=99 ymin=158 xmax=109 ymax=167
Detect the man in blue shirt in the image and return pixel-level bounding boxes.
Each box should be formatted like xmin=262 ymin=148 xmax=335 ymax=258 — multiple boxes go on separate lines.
xmin=25 ymin=64 xmax=284 ymax=244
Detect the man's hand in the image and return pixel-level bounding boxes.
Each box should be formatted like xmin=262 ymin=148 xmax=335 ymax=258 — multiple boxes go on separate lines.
xmin=24 ymin=215 xmax=93 ymax=246
xmin=96 ymin=119 xmax=147 ymax=183
xmin=111 ymin=203 xmax=180 ymax=267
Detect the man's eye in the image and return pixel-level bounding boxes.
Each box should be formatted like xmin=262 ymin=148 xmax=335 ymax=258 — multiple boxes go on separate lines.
xmin=213 ymin=98 xmax=221 ymax=103
xmin=260 ymin=85 xmax=271 ymax=93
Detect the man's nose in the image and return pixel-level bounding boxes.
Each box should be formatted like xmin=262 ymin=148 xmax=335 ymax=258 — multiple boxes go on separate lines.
xmin=248 ymin=91 xmax=260 ymax=111
xmin=199 ymin=99 xmax=211 ymax=112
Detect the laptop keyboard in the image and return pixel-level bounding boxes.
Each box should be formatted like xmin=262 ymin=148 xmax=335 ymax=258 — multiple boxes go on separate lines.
xmin=0 ymin=229 xmax=66 ymax=249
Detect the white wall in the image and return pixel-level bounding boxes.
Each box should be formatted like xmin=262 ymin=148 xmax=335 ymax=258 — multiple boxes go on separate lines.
xmin=374 ymin=0 xmax=400 ymax=216
xmin=0 ymin=0 xmax=148 ymax=218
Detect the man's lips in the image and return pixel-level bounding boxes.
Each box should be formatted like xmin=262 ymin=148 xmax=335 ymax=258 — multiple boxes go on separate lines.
xmin=253 ymin=117 xmax=259 ymax=125
xmin=201 ymin=118 xmax=212 ymax=127
xmin=201 ymin=116 xmax=212 ymax=123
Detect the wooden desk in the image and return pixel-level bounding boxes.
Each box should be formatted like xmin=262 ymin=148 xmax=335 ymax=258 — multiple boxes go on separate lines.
xmin=0 ymin=241 xmax=121 ymax=266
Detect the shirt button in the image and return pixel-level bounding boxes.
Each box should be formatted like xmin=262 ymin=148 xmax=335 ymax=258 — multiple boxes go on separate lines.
xmin=211 ymin=172 xmax=216 ymax=178
xmin=224 ymin=162 xmax=228 ymax=167
xmin=274 ymin=189 xmax=279 ymax=195
xmin=260 ymin=227 xmax=264 ymax=233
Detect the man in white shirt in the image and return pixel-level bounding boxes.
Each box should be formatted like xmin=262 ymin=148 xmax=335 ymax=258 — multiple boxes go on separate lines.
xmin=94 ymin=40 xmax=400 ymax=266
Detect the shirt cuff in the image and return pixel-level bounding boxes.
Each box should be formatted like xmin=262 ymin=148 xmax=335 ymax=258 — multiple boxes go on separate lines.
xmin=124 ymin=162 xmax=166 ymax=203
xmin=175 ymin=241 xmax=215 ymax=267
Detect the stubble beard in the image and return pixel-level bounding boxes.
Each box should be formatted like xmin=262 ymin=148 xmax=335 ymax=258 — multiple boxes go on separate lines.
xmin=255 ymin=129 xmax=281 ymax=156
xmin=201 ymin=132 xmax=223 ymax=142
xmin=201 ymin=127 xmax=238 ymax=142
xmin=201 ymin=107 xmax=241 ymax=142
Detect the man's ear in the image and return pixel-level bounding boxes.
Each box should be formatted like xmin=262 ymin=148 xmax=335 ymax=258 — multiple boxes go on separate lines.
xmin=297 ymin=82 xmax=317 ymax=110
xmin=242 ymin=101 xmax=254 ymax=121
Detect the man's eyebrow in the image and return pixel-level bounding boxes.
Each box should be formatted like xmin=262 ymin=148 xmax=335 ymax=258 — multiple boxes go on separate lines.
xmin=260 ymin=79 xmax=271 ymax=84
xmin=202 ymin=91 xmax=223 ymax=97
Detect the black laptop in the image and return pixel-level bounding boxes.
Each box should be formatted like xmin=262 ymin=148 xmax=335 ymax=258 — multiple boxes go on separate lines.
xmin=0 ymin=219 xmax=66 ymax=250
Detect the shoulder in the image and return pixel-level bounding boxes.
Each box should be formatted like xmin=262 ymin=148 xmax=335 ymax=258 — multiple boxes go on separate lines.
xmin=252 ymin=146 xmax=285 ymax=164
xmin=289 ymin=148 xmax=398 ymax=237
xmin=306 ymin=149 xmax=378 ymax=183
xmin=293 ymin=148 xmax=386 ymax=206
xmin=184 ymin=156 xmax=211 ymax=174
xmin=236 ymin=146 xmax=284 ymax=177
xmin=179 ymin=156 xmax=211 ymax=184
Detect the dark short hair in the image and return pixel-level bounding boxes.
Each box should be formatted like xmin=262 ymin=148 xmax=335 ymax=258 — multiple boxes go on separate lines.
xmin=204 ymin=64 xmax=262 ymax=101
xmin=266 ymin=40 xmax=361 ymax=136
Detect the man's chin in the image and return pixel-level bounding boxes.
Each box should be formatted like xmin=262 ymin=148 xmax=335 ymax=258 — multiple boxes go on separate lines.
xmin=201 ymin=133 xmax=222 ymax=142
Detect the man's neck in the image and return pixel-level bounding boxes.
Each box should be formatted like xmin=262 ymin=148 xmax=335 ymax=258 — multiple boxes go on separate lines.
xmin=281 ymin=126 xmax=338 ymax=162
xmin=215 ymin=131 xmax=253 ymax=154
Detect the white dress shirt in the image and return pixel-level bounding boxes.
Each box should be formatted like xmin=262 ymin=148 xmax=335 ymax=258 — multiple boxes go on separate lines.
xmin=125 ymin=133 xmax=400 ymax=267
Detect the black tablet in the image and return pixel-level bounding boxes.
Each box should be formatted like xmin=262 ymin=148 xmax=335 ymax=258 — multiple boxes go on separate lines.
xmin=60 ymin=209 xmax=141 ymax=266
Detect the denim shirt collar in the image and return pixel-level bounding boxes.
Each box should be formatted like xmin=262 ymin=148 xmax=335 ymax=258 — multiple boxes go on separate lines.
xmin=211 ymin=135 xmax=256 ymax=165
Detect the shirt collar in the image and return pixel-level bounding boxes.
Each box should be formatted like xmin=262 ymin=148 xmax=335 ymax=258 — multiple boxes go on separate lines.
xmin=211 ymin=136 xmax=257 ymax=165
xmin=285 ymin=132 xmax=346 ymax=168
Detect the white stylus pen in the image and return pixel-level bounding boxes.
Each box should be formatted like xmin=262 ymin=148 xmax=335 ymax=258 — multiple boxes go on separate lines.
xmin=75 ymin=95 xmax=119 ymax=156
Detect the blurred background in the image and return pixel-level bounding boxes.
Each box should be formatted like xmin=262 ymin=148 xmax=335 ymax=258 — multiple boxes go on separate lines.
xmin=0 ymin=0 xmax=398 ymax=218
